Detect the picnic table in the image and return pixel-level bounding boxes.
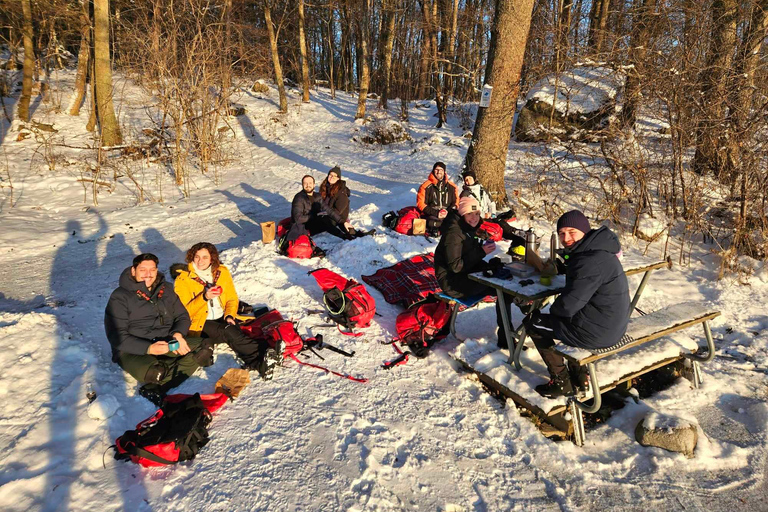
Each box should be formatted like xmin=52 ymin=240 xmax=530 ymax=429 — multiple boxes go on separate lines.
xmin=469 ymin=256 xmax=671 ymax=370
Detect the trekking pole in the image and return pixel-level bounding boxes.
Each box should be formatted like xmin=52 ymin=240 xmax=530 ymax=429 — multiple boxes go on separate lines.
xmin=320 ymin=342 xmax=355 ymax=358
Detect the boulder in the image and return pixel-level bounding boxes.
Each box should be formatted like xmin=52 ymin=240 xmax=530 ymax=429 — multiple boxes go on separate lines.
xmin=515 ymin=66 xmax=620 ymax=142
xmin=635 ymin=412 xmax=698 ymax=458
xmin=251 ymin=81 xmax=270 ymax=94
xmin=354 ymin=115 xmax=411 ymax=145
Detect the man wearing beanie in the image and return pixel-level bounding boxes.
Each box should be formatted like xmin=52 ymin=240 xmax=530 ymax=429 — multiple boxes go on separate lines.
xmin=525 ymin=210 xmax=630 ymax=398
xmin=417 ymin=162 xmax=459 ymax=235
xmin=434 ymin=196 xmax=517 ymax=350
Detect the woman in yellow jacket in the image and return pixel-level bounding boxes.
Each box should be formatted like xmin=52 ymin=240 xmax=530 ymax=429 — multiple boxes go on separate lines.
xmin=174 ymin=242 xmax=281 ymax=380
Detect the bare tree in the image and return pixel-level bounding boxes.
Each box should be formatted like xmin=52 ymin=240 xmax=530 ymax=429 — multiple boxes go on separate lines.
xmin=355 ymin=0 xmax=371 ymax=119
xmin=68 ymin=1 xmax=90 ymax=116
xmin=18 ymin=0 xmax=34 ymax=122
xmin=93 ymin=0 xmax=122 ymax=145
xmin=264 ymin=0 xmax=288 ymax=112
xmin=464 ymin=0 xmax=535 ymax=206
xmin=378 ymin=0 xmax=397 ymax=109
xmin=298 ymin=0 xmax=311 ymax=103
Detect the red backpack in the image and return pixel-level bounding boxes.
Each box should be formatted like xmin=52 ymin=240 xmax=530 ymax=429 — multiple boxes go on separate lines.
xmin=113 ymin=393 xmax=228 ymax=467
xmin=240 ymin=309 xmax=367 ymax=383
xmin=276 ymin=217 xmax=292 ymax=239
xmin=478 ymin=221 xmax=503 ymax=241
xmin=309 ymin=268 xmax=376 ymax=336
xmin=394 ymin=206 xmax=422 ymax=235
xmin=383 ymin=300 xmax=454 ymax=368
xmin=287 ymin=234 xmax=315 ymax=259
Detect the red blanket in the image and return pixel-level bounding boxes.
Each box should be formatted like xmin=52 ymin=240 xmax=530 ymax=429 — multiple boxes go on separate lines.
xmin=362 ymin=253 xmax=440 ymax=308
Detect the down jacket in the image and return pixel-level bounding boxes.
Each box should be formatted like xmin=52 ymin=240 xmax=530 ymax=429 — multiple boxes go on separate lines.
xmin=417 ymin=171 xmax=459 ymax=217
xmin=104 ymin=267 xmax=191 ymax=361
xmin=550 ymin=226 xmax=630 ymax=349
xmin=319 ymin=179 xmax=351 ymax=223
xmin=174 ymin=263 xmax=239 ymax=335
xmin=434 ymin=212 xmax=492 ymax=297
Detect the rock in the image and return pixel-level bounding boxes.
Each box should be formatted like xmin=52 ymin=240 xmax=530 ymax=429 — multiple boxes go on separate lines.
xmin=251 ymin=81 xmax=270 ymax=94
xmin=515 ymin=66 xmax=621 ymax=142
xmin=635 ymin=412 xmax=698 ymax=458
xmin=462 ymin=130 xmax=473 ymax=139
xmin=354 ymin=114 xmax=412 ymax=145
xmin=227 ymin=103 xmax=246 ymax=116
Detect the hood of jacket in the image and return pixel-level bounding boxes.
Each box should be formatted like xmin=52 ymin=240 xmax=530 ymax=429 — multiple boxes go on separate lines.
xmin=118 ymin=266 xmax=167 ymax=296
xmin=567 ymin=226 xmax=621 ymax=256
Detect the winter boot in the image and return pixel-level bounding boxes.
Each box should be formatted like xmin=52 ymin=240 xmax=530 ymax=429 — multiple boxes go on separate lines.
xmin=139 ymin=383 xmax=166 ymax=407
xmin=534 ymin=370 xmax=575 ymax=399
xmin=568 ymin=362 xmax=589 ymax=393
xmin=258 ymin=340 xmax=285 ymax=381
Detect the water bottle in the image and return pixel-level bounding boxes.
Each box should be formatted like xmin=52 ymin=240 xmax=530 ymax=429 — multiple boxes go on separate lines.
xmin=525 ymin=229 xmax=536 ymax=262
xmin=550 ymin=232 xmax=559 ymax=264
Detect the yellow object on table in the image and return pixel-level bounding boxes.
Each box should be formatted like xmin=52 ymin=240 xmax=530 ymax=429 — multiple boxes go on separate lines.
xmin=539 ymin=275 xmax=552 ymax=286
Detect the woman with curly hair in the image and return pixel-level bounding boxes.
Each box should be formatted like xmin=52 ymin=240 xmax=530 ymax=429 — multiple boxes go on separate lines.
xmin=310 ymin=166 xmax=372 ymax=239
xmin=174 ymin=242 xmax=281 ymax=380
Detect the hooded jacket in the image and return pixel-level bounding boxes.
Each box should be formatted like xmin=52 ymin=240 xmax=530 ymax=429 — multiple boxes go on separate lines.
xmin=417 ymin=171 xmax=459 ymax=217
xmin=460 ymin=183 xmax=494 ymax=217
xmin=434 ymin=211 xmax=492 ymax=297
xmin=104 ymin=267 xmax=191 ymax=361
xmin=319 ymin=178 xmax=350 ymax=224
xmin=174 ymin=263 xmax=239 ymax=335
xmin=550 ymin=226 xmax=630 ymax=349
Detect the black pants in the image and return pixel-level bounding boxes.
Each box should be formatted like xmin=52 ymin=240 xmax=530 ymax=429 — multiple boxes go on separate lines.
xmin=525 ymin=313 xmax=568 ymax=377
xmin=306 ymin=215 xmax=350 ymax=240
xmin=202 ymin=318 xmax=268 ymax=369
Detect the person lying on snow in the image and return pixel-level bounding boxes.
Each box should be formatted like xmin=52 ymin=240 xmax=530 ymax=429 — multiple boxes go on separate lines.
xmin=417 ymin=161 xmax=459 ymax=235
xmin=105 ymin=253 xmax=213 ymax=406
xmin=173 ymin=242 xmax=282 ymax=381
xmin=524 ymin=210 xmax=630 ymax=398
xmin=460 ymin=170 xmax=524 ymax=246
xmin=433 ymin=196 xmax=518 ymax=350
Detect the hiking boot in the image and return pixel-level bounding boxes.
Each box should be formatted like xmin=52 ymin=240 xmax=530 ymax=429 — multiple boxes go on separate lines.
xmin=568 ymin=363 xmax=589 ymax=393
xmin=534 ymin=372 xmax=575 ymax=399
xmin=258 ymin=340 xmax=285 ymax=381
xmin=496 ymin=208 xmax=516 ymax=221
xmin=312 ymin=246 xmax=326 ymax=258
xmin=139 ymin=384 xmax=166 ymax=407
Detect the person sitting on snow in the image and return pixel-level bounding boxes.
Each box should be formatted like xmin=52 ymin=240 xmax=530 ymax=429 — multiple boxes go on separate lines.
xmin=524 ymin=210 xmax=630 ymax=398
xmin=433 ymin=196 xmax=517 ymax=350
xmin=174 ymin=242 xmax=283 ymax=381
xmin=317 ymin=166 xmax=373 ymax=239
xmin=460 ymin=170 xmax=524 ymax=246
xmin=105 ymin=253 xmax=213 ymax=405
xmin=417 ymin=161 xmax=459 ymax=235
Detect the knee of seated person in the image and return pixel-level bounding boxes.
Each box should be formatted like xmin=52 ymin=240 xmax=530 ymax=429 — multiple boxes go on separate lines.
xmin=223 ymin=323 xmax=247 ymax=343
xmin=143 ymin=362 xmax=168 ymax=384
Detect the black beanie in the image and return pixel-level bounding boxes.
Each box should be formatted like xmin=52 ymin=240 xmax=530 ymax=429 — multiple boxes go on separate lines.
xmin=328 ymin=165 xmax=341 ymax=178
xmin=432 ymin=161 xmax=446 ymax=172
xmin=462 ymin=170 xmax=477 ymax=182
xmin=557 ymin=210 xmax=591 ymax=234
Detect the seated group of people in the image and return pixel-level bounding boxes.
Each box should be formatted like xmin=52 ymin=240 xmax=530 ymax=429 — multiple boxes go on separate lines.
xmin=105 ymin=244 xmax=282 ymax=405
xmin=106 ymin=163 xmax=630 ymax=405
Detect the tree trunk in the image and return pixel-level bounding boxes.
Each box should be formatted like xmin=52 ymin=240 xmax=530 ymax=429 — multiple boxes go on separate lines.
xmin=298 ymin=0 xmax=311 ymax=103
xmin=354 ymin=0 xmax=371 ymax=119
xmin=18 ymin=0 xmax=34 ymax=123
xmin=326 ymin=4 xmax=336 ymax=98
xmin=421 ymin=0 xmax=446 ymax=127
xmin=93 ymin=0 xmax=122 ymax=145
xmin=619 ymin=0 xmax=657 ymax=131
xmin=69 ymin=7 xmax=91 ymax=116
xmin=464 ymin=0 xmax=535 ymax=207
xmin=263 ymin=0 xmax=288 ymax=112
xmin=417 ymin=30 xmax=430 ymax=99
xmin=379 ymin=0 xmax=397 ymax=109
xmin=692 ymin=0 xmax=738 ymax=176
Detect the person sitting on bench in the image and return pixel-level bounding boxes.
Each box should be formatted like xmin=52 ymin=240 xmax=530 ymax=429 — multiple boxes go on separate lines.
xmin=417 ymin=162 xmax=459 ymax=235
xmin=525 ymin=210 xmax=630 ymax=398
xmin=105 ymin=253 xmax=212 ymax=405
xmin=174 ymin=242 xmax=282 ymax=381
xmin=434 ymin=196 xmax=515 ymax=349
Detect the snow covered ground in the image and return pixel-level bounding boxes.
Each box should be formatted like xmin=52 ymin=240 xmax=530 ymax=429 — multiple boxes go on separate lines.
xmin=1 ymin=71 xmax=768 ymax=511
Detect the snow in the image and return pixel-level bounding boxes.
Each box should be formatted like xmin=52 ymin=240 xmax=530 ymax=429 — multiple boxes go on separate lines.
xmin=1 ymin=71 xmax=768 ymax=511
xmin=526 ymin=66 xmax=621 ymax=115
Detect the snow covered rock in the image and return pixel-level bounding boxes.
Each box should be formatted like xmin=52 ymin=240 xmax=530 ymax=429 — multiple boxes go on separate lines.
xmin=251 ymin=80 xmax=270 ymax=94
xmin=354 ymin=115 xmax=412 ymax=145
xmin=87 ymin=394 xmax=119 ymax=421
xmin=635 ymin=412 xmax=698 ymax=458
xmin=515 ymin=66 xmax=620 ymax=142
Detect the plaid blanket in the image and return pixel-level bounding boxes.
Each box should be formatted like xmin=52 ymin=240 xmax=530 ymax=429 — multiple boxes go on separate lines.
xmin=362 ymin=253 xmax=441 ymax=308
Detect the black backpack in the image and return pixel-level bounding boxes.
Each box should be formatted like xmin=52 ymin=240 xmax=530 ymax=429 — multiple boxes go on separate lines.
xmin=113 ymin=394 xmax=213 ymax=467
xmin=382 ymin=211 xmax=399 ymax=230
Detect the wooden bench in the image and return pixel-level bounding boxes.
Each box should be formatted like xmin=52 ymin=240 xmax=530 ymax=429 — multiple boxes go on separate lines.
xmin=551 ymin=301 xmax=721 ymax=446
xmin=434 ymin=292 xmax=489 ymax=341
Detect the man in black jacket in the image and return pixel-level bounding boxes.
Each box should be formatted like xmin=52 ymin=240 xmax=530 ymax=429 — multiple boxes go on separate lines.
xmin=105 ymin=253 xmax=210 ymax=404
xmin=434 ymin=196 xmax=516 ymax=349
xmin=526 ymin=210 xmax=630 ymax=398
xmin=417 ymin=162 xmax=460 ymax=234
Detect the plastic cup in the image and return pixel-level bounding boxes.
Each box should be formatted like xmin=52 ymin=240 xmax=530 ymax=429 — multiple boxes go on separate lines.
xmin=539 ymin=275 xmax=552 ymax=286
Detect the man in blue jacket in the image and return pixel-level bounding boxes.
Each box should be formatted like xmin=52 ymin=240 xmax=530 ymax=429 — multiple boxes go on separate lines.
xmin=526 ymin=210 xmax=630 ymax=398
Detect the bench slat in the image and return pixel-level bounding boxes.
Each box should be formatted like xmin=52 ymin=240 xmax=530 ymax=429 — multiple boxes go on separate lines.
xmin=553 ymin=302 xmax=720 ymax=365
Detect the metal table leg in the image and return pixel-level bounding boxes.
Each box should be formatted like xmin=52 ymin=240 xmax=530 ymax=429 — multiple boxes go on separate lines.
xmin=495 ymin=289 xmax=516 ymax=367
xmin=630 ymin=270 xmax=653 ymax=312
xmin=511 ymin=298 xmax=544 ymax=371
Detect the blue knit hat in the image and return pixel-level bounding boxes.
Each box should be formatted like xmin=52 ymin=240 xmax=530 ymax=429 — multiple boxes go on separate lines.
xmin=557 ymin=210 xmax=591 ymax=234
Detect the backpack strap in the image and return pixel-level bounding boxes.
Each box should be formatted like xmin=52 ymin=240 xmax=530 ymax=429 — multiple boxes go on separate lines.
xmin=286 ymin=353 xmax=367 ymax=383
xmin=381 ymin=341 xmax=411 ymax=369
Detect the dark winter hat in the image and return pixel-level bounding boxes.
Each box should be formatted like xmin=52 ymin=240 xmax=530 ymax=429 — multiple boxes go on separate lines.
xmin=462 ymin=170 xmax=477 ymax=182
xmin=328 ymin=165 xmax=341 ymax=178
xmin=432 ymin=161 xmax=446 ymax=172
xmin=557 ymin=210 xmax=591 ymax=234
